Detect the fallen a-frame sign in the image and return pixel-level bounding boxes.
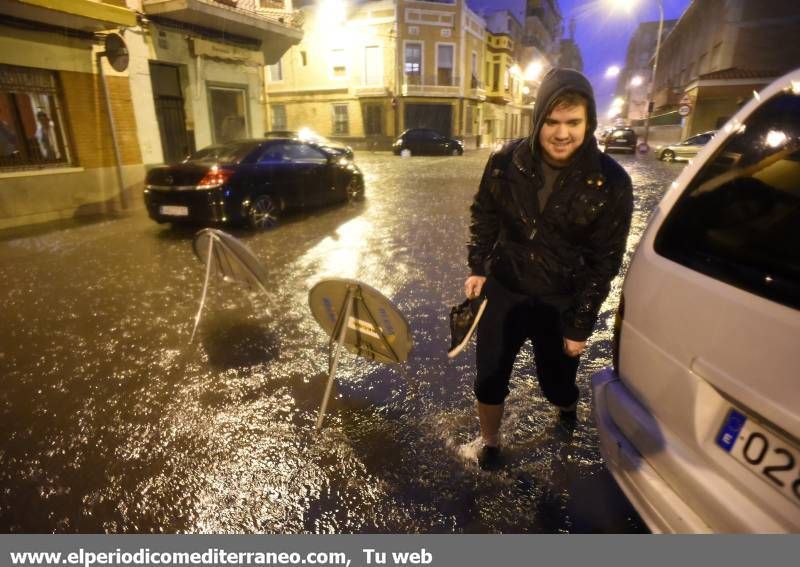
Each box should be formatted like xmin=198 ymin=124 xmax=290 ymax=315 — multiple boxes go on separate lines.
xmin=309 ymin=278 xmax=413 ymax=429
xmin=190 ymin=228 xmax=270 ymax=343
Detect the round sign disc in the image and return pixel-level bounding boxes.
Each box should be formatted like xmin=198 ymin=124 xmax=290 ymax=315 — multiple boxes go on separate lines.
xmin=309 ymin=278 xmax=412 ymax=364
xmin=104 ymin=33 xmax=129 ymax=72
xmin=193 ymin=228 xmax=269 ymax=294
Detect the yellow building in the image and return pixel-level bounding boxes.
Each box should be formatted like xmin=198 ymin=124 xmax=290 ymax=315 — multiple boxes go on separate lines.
xmin=267 ymin=0 xmax=489 ymax=149
xmin=484 ymin=12 xmax=529 ymax=145
xmin=0 ymin=0 xmax=140 ymax=231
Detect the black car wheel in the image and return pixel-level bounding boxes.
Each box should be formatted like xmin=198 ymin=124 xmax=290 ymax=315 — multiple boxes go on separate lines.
xmin=661 ymin=149 xmax=676 ymax=162
xmin=346 ymin=177 xmax=364 ymax=202
xmin=451 ymin=147 xmax=462 ymax=156
xmin=248 ymin=195 xmax=280 ymax=230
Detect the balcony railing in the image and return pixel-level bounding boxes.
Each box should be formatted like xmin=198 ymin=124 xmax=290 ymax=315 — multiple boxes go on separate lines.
xmin=254 ymin=5 xmax=304 ymax=29
xmin=401 ymin=73 xmax=462 ymax=96
xmin=353 ymin=85 xmax=390 ymax=97
xmin=142 ymin=0 xmax=304 ymax=30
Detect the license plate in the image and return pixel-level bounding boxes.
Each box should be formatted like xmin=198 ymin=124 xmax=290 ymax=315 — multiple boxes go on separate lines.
xmin=717 ymin=408 xmax=800 ymax=508
xmin=159 ymin=205 xmax=189 ymax=217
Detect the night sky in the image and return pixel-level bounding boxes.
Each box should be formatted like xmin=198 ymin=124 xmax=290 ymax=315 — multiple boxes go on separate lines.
xmin=467 ymin=0 xmax=692 ymax=118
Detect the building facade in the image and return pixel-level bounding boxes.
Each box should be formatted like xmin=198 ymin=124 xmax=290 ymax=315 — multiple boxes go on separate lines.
xmin=652 ymin=0 xmax=800 ymax=137
xmin=522 ymin=0 xmax=561 ymax=62
xmin=0 ymin=0 xmax=140 ymax=231
xmin=616 ymin=19 xmax=676 ymax=124
xmin=557 ymin=19 xmax=582 ymax=72
xmin=484 ymin=10 xmax=528 ymax=143
xmin=0 ymin=0 xmax=303 ymax=231
xmin=266 ymin=0 xmax=559 ymax=149
xmin=266 ymin=0 xmax=492 ymax=149
xmin=131 ymin=0 xmax=302 ymax=165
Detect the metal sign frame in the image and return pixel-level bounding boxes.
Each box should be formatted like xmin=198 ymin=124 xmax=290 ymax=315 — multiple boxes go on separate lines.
xmin=309 ymin=278 xmax=412 ymax=429
xmin=190 ymin=228 xmax=269 ymax=342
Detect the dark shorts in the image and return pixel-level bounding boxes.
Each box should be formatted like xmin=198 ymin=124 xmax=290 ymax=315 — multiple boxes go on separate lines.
xmin=474 ymin=277 xmax=580 ymax=406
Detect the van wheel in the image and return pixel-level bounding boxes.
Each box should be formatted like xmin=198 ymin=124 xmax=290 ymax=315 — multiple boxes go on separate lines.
xmin=248 ymin=195 xmax=280 ymax=230
xmin=661 ymin=149 xmax=675 ymax=162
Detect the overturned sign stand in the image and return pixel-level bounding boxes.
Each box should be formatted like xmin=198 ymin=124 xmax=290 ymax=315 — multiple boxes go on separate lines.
xmin=190 ymin=228 xmax=270 ymax=342
xmin=309 ymin=279 xmax=413 ymax=430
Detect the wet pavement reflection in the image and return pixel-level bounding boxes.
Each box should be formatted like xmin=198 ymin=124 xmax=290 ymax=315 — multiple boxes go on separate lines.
xmin=0 ymin=149 xmax=683 ymax=533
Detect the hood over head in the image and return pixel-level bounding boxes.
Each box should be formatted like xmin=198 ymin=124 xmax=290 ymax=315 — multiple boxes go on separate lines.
xmin=529 ymin=68 xmax=598 ymax=159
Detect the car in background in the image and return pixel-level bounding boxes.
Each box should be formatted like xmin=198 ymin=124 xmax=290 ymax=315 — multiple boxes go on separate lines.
xmin=600 ymin=127 xmax=638 ymax=153
xmin=596 ymin=126 xmax=615 ymax=144
xmin=144 ymin=138 xmax=364 ymax=230
xmin=264 ymin=129 xmax=354 ymax=160
xmin=656 ymin=131 xmax=716 ymax=162
xmin=392 ymin=128 xmax=464 ymax=156
xmin=591 ymin=69 xmax=800 ymax=532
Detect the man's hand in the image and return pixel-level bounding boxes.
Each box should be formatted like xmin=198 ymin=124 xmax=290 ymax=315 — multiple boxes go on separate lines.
xmin=563 ymin=338 xmax=586 ymax=358
xmin=464 ymin=275 xmax=487 ymax=299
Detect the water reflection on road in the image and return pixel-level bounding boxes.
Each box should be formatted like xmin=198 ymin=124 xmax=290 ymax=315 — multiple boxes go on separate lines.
xmin=0 ymin=149 xmax=681 ymax=533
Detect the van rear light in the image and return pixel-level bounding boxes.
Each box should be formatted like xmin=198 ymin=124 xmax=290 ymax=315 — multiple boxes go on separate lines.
xmin=612 ymin=293 xmax=625 ymax=374
xmin=197 ymin=167 xmax=233 ymax=189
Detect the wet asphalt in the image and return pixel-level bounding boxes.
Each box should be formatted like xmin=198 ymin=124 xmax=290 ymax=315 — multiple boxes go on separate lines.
xmin=0 ymin=148 xmax=683 ymax=533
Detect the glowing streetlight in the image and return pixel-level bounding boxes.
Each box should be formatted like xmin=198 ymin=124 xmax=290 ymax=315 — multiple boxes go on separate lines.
xmin=605 ymin=65 xmax=621 ymax=78
xmin=522 ymin=86 xmax=531 ymax=95
xmin=609 ymin=0 xmax=633 ymax=12
xmin=630 ymin=75 xmax=644 ymax=87
xmin=525 ymin=61 xmax=544 ymax=81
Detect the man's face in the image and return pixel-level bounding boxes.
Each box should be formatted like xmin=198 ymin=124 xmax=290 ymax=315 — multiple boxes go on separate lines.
xmin=538 ymin=103 xmax=587 ymax=166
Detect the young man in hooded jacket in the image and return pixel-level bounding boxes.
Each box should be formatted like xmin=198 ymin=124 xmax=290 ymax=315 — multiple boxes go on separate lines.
xmin=463 ymin=68 xmax=633 ymax=468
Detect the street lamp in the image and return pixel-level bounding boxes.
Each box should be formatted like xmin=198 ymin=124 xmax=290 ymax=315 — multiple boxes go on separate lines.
xmin=609 ymin=0 xmax=664 ymax=151
xmin=605 ymin=65 xmax=620 ymax=79
xmin=525 ymin=61 xmax=544 ymax=81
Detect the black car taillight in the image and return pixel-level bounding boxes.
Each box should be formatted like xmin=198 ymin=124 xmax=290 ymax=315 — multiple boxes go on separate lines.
xmin=612 ymin=293 xmax=625 ymax=374
xmin=196 ymin=166 xmax=233 ymax=189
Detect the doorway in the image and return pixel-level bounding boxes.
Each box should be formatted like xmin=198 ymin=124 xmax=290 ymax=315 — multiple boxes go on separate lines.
xmin=149 ymin=62 xmax=192 ymax=164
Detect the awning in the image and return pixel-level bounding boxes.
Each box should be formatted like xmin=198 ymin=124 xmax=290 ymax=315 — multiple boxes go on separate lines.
xmin=142 ymin=0 xmax=302 ymax=64
xmin=1 ymin=0 xmax=137 ymax=32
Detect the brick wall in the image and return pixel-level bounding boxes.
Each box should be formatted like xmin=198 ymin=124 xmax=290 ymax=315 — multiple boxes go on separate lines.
xmin=60 ymin=71 xmax=142 ymax=169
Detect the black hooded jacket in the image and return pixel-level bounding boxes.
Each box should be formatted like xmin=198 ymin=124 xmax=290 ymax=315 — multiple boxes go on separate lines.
xmin=468 ymin=68 xmax=633 ymax=341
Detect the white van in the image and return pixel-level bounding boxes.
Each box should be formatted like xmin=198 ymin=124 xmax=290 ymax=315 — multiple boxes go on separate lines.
xmin=592 ymin=68 xmax=800 ymax=533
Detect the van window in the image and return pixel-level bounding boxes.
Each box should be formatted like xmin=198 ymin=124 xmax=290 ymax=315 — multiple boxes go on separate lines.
xmin=654 ymin=91 xmax=800 ymax=309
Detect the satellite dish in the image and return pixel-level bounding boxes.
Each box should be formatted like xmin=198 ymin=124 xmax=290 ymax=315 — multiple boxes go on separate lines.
xmin=103 ymin=33 xmax=129 ymax=72
xmin=309 ymin=278 xmax=413 ymax=430
xmin=190 ymin=228 xmax=270 ymax=342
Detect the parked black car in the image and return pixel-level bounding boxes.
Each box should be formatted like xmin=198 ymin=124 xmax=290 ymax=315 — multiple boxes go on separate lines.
xmin=392 ymin=128 xmax=464 ymax=156
xmin=144 ymin=138 xmax=364 ymax=229
xmin=264 ymin=129 xmax=354 ymax=160
xmin=601 ymin=127 xmax=638 ymax=153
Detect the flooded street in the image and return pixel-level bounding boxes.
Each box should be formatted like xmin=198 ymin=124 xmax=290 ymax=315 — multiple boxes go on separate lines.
xmin=1 ymin=149 xmax=681 ymax=533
